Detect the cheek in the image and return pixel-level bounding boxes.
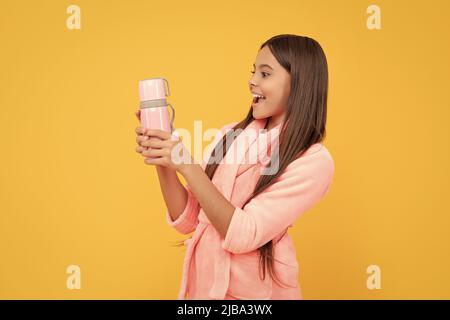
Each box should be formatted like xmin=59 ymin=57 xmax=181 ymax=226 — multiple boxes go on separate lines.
xmin=253 ymin=99 xmax=282 ymax=118
xmin=267 ymin=102 xmax=285 ymax=116
xmin=266 ymin=93 xmax=286 ymax=112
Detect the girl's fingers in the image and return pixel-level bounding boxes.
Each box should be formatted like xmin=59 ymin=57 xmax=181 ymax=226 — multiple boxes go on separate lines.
xmin=135 ymin=126 xmax=146 ymax=135
xmin=144 ymin=157 xmax=165 ymax=166
xmin=144 ymin=129 xmax=172 ymax=140
xmin=142 ymin=147 xmax=165 ymax=158
xmin=136 ymin=135 xmax=149 ymax=144
xmin=135 ymin=110 xmax=141 ymax=120
xmin=135 ymin=146 xmax=147 ymax=153
xmin=141 ymin=137 xmax=165 ymax=148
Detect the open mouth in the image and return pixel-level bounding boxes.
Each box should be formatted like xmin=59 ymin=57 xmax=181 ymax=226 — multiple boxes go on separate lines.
xmin=252 ymin=95 xmax=266 ymax=106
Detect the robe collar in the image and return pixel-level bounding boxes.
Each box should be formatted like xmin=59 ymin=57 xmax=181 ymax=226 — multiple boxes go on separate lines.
xmin=211 ymin=118 xmax=282 ymax=200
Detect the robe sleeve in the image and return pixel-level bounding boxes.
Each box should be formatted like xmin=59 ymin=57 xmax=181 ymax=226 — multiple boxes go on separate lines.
xmin=165 ymin=184 xmax=200 ymax=235
xmin=222 ymin=148 xmax=335 ymax=254
xmin=165 ymin=121 xmax=239 ymax=234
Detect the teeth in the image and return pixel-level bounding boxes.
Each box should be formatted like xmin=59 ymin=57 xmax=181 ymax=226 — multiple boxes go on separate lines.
xmin=252 ymin=94 xmax=265 ymax=99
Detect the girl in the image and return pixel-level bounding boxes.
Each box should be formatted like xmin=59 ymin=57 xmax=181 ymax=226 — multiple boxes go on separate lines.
xmin=134 ymin=34 xmax=334 ymax=300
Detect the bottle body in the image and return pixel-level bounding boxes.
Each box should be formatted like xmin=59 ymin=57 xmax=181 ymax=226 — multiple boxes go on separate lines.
xmin=140 ymin=106 xmax=171 ymax=132
xmin=138 ymin=77 xmax=175 ymax=133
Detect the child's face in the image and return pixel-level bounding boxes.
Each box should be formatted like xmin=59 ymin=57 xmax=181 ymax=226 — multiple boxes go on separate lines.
xmin=249 ymin=46 xmax=291 ymax=123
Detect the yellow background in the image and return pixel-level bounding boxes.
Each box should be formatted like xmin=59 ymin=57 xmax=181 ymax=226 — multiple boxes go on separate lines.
xmin=1 ymin=0 xmax=449 ymax=299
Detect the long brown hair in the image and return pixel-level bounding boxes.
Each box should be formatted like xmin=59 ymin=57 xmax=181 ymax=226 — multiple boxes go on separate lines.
xmin=172 ymin=34 xmax=329 ymax=289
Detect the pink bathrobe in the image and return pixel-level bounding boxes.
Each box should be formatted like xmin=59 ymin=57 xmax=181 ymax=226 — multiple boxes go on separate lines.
xmin=166 ymin=118 xmax=335 ymax=300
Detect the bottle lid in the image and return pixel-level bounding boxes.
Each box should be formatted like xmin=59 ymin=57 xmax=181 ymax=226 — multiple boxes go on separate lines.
xmin=139 ymin=78 xmax=170 ymax=101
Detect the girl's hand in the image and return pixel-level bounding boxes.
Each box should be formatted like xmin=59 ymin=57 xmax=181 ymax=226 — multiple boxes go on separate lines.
xmin=135 ymin=110 xmax=160 ymax=162
xmin=135 ymin=109 xmax=149 ymax=155
xmin=139 ymin=128 xmax=194 ymax=173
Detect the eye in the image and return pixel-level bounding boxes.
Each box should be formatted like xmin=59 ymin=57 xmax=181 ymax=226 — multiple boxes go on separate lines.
xmin=250 ymin=71 xmax=269 ymax=78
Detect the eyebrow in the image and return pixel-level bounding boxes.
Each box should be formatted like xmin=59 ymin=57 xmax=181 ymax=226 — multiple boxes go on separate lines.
xmin=253 ymin=63 xmax=273 ymax=70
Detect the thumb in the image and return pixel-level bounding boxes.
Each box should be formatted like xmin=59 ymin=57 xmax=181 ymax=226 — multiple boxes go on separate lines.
xmin=171 ymin=130 xmax=182 ymax=141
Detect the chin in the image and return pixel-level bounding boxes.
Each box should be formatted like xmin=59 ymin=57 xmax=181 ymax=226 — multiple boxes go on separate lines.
xmin=252 ymin=109 xmax=270 ymax=120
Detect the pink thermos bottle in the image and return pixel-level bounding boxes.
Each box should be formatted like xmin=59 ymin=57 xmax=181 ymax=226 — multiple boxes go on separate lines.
xmin=139 ymin=78 xmax=175 ymax=133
